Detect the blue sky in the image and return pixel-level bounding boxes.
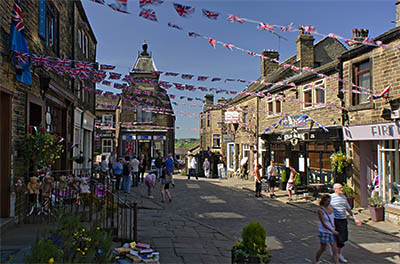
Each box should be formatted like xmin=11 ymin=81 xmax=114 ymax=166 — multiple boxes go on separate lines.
xmin=82 ymin=0 xmax=397 ymax=138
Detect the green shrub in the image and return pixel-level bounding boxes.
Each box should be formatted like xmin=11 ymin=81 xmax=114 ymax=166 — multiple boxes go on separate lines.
xmin=343 ymin=183 xmax=355 ymax=198
xmin=241 ymin=222 xmax=266 ymax=255
xmin=25 ymin=240 xmax=63 ymax=264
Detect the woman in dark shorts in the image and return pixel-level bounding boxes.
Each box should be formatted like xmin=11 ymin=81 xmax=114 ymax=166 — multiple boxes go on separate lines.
xmin=160 ymin=163 xmax=173 ymax=202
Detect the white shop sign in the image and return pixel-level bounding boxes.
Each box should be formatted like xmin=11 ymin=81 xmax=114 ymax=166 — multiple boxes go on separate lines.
xmin=225 ymin=111 xmax=240 ymax=123
xmin=343 ymin=122 xmax=400 ymax=141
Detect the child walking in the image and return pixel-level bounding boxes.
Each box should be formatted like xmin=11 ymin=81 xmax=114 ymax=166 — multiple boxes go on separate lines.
xmin=315 ymin=195 xmax=339 ymax=264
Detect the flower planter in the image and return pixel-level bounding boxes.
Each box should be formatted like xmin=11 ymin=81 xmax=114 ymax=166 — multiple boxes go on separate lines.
xmin=231 ymin=248 xmax=271 ymax=264
xmin=369 ymin=206 xmax=384 ymax=222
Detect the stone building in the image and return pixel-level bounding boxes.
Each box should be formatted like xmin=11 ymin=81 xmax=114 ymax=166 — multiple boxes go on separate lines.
xmin=95 ymin=95 xmax=120 ymax=159
xmin=0 ymin=0 xmax=96 ymax=218
xmin=340 ymin=26 xmax=400 ymax=217
xmin=118 ymin=43 xmax=175 ymax=160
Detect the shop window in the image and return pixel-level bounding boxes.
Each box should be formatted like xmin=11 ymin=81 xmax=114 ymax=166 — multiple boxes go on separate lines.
xmin=102 ymin=139 xmax=112 ymax=153
xmin=213 ymin=134 xmax=221 ymax=148
xmin=136 ymin=106 xmax=152 ymax=123
xmin=321 ymin=152 xmax=332 ymax=171
xmin=227 ymin=143 xmax=235 ymax=170
xmin=308 ymin=152 xmax=320 ymax=170
xmin=243 ymin=144 xmax=250 ymax=158
xmin=102 ymin=115 xmax=113 ymax=125
xmin=29 ymin=102 xmax=42 ymax=127
xmin=352 ymin=60 xmax=371 ymax=105
xmin=243 ymin=108 xmax=248 ymax=124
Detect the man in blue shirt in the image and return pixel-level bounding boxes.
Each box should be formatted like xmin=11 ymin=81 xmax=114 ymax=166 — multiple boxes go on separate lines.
xmin=112 ymin=158 xmax=124 ymax=190
xmin=165 ymin=153 xmax=175 ymax=187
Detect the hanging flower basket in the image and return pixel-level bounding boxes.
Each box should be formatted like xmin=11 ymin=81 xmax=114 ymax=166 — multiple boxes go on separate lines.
xmin=22 ymin=127 xmax=65 ymax=173
xmin=330 ymin=152 xmax=352 ymax=173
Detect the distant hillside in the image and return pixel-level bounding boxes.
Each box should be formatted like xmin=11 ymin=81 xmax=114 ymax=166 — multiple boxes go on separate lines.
xmin=175 ymin=138 xmax=199 ymax=149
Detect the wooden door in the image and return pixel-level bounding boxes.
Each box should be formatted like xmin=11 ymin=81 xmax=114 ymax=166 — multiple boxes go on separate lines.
xmin=0 ymin=91 xmax=12 ymax=217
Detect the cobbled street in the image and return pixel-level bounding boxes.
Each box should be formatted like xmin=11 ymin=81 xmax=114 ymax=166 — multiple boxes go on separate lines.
xmin=134 ymin=175 xmax=400 ymax=264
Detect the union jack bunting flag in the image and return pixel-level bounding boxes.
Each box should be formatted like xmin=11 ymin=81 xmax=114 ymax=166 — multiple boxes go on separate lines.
xmin=211 ymin=78 xmax=221 ymax=82
xmin=89 ymin=0 xmax=105 ymax=4
xmin=159 ymin=81 xmax=172 ymax=88
xmin=165 ymin=72 xmax=179 ymax=76
xmin=188 ymin=32 xmax=201 ymax=37
xmin=168 ymin=22 xmax=183 ymax=30
xmin=55 ymin=58 xmax=73 ymax=70
xmin=281 ymin=22 xmax=296 ymax=32
xmin=328 ymin=33 xmax=343 ymax=39
xmin=108 ymin=0 xmax=129 ymax=13
xmin=198 ymin=76 xmax=208 ymax=81
xmin=208 ymin=38 xmax=216 ymax=48
xmin=248 ymin=52 xmax=256 ymax=56
xmin=78 ymin=70 xmax=90 ymax=80
xmin=202 ymin=9 xmax=219 ymax=19
xmin=114 ymin=83 xmax=123 ymax=90
xmin=198 ymin=87 xmax=208 ymax=91
xmin=75 ymin=61 xmax=94 ymax=71
xmin=227 ymin=15 xmax=244 ymax=23
xmin=258 ymin=22 xmax=275 ymax=31
xmin=68 ymin=68 xmax=78 ymax=79
xmin=224 ymin=43 xmax=234 ymax=51
xmin=103 ymin=91 xmax=113 ymax=97
xmin=225 ymin=78 xmax=235 ymax=82
xmin=300 ymin=25 xmax=317 ymax=34
xmin=173 ymin=3 xmax=195 ymax=17
xmin=170 ymin=94 xmax=175 ymax=99
xmin=185 ymin=85 xmax=195 ymax=91
xmin=92 ymin=70 xmax=107 ymax=83
xmin=14 ymin=51 xmax=29 ymax=64
xmin=95 ymin=89 xmax=103 ymax=95
xmin=102 ymin=80 xmax=111 ymax=86
xmin=181 ymin=74 xmax=193 ymax=79
xmin=179 ymin=96 xmax=185 ymax=99
xmin=139 ymin=8 xmax=158 ymax=22
xmin=100 ymin=64 xmax=116 ymax=70
xmin=174 ymin=83 xmax=184 ymax=90
xmin=31 ymin=54 xmax=51 ymax=66
xmin=108 ymin=72 xmax=121 ymax=80
xmin=187 ymin=97 xmax=193 ymax=101
xmin=139 ymin=0 xmax=163 ymax=8
xmin=368 ymin=84 xmax=391 ymax=100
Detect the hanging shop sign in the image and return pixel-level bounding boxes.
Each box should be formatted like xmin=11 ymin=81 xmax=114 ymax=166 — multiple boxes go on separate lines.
xmin=137 ymin=135 xmax=152 ymax=140
xmin=154 ymin=135 xmax=166 ymax=140
xmin=343 ymin=122 xmax=400 ymax=141
xmin=225 ymin=111 xmax=240 ymax=123
xmin=223 ymin=134 xmax=234 ymax=142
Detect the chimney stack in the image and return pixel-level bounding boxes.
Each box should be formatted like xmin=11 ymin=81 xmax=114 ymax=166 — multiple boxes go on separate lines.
xmin=296 ymin=27 xmax=315 ymax=69
xmin=396 ymin=0 xmax=400 ymax=27
xmin=348 ymin=28 xmax=369 ymax=48
xmin=204 ymin=94 xmax=214 ymax=106
xmin=261 ymin=50 xmax=279 ymax=78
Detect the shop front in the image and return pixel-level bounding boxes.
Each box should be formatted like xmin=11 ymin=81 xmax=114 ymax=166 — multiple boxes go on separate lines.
xmin=343 ymin=122 xmax=400 ymax=209
xmin=120 ymin=134 xmax=167 ymax=158
xmin=261 ymin=126 xmax=343 ymax=186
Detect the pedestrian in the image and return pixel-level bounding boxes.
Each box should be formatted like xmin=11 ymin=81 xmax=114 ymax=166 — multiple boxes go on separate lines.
xmin=330 ymin=183 xmax=362 ymax=263
xmin=315 ymin=194 xmax=339 ymax=264
xmin=139 ymin=154 xmax=147 ymax=184
xmin=155 ymin=152 xmax=163 ymax=181
xmin=287 ymin=165 xmax=297 ymax=201
xmin=369 ymin=169 xmax=380 ymax=198
xmin=188 ymin=154 xmax=198 ymax=180
xmin=130 ymin=155 xmax=140 ymax=187
xmin=100 ymin=155 xmax=109 ymax=179
xmin=165 ymin=153 xmax=175 ymax=187
xmin=122 ymin=156 xmax=132 ymax=193
xmin=145 ymin=171 xmax=157 ymax=198
xmin=267 ymin=160 xmax=277 ymax=198
xmin=203 ymin=158 xmax=210 ymax=178
xmin=112 ymin=157 xmax=123 ymax=190
xmin=254 ymin=163 xmax=263 ymax=198
xmin=241 ymin=160 xmax=249 ymax=180
xmin=160 ymin=162 xmax=173 ymax=203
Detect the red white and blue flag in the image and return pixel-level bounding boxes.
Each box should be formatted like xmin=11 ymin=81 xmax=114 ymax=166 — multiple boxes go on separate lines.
xmin=181 ymin=74 xmax=194 ymax=79
xmin=224 ymin=43 xmax=234 ymax=51
xmin=89 ymin=0 xmax=105 ymax=4
xmin=188 ymin=32 xmax=201 ymax=37
xmin=227 ymin=14 xmax=244 ymax=24
xmin=202 ymin=9 xmax=219 ymax=19
xmin=165 ymin=72 xmax=179 ymax=76
xmin=198 ymin=76 xmax=208 ymax=81
xmin=75 ymin=61 xmax=94 ymax=71
xmin=100 ymin=64 xmax=116 ymax=70
xmin=168 ymin=22 xmax=183 ymax=30
xmin=31 ymin=54 xmax=51 ymax=67
xmin=55 ymin=58 xmax=73 ymax=70
xmin=211 ymin=77 xmax=221 ymax=82
xmin=208 ymin=38 xmax=217 ymax=48
xmin=173 ymin=3 xmax=195 ymax=17
xmin=139 ymin=8 xmax=158 ymax=22
xmin=92 ymin=70 xmax=107 ymax=83
xmin=108 ymin=0 xmax=129 ymax=13
xmin=102 ymin=80 xmax=111 ymax=86
xmin=368 ymin=84 xmax=391 ymax=100
xmin=258 ymin=22 xmax=275 ymax=31
xmin=108 ymin=72 xmax=121 ymax=80
xmin=139 ymin=0 xmax=163 ymax=8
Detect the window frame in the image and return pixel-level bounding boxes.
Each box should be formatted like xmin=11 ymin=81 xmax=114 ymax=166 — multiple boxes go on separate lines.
xmin=212 ymin=134 xmax=221 ymax=148
xmin=302 ymin=79 xmax=326 ymax=109
xmin=41 ymin=1 xmax=59 ymax=53
xmin=275 ymin=98 xmax=282 ymax=114
xmin=102 ymin=138 xmax=113 ymax=154
xmin=267 ymin=99 xmax=274 ymax=116
xmin=352 ymin=60 xmax=372 ymax=106
xmin=102 ymin=114 xmax=113 ymax=124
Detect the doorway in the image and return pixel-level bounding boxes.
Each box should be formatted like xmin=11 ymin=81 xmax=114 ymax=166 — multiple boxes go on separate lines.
xmin=0 ymin=91 xmax=12 ymax=217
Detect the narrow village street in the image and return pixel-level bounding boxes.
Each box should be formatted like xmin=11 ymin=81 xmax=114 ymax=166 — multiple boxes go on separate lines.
xmin=128 ymin=175 xmax=400 ymax=264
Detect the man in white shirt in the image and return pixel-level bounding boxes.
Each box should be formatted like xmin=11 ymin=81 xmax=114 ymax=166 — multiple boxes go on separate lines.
xmin=266 ymin=160 xmax=277 ymax=197
xmin=188 ymin=154 xmax=198 ymax=180
xmin=130 ymin=155 xmax=140 ymax=187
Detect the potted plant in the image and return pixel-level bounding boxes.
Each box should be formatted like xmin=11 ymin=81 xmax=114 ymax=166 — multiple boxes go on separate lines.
xmin=368 ymin=193 xmax=385 ymax=222
xmin=330 ymin=152 xmax=352 ymax=183
xmin=342 ymin=183 xmax=355 ymax=209
xmin=231 ymin=221 xmax=271 ymax=264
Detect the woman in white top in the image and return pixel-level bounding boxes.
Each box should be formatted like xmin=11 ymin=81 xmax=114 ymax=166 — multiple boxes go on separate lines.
xmin=315 ymin=194 xmax=339 ymax=264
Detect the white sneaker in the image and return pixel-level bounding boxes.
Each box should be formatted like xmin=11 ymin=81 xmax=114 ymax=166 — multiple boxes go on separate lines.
xmin=339 ymin=254 xmax=348 ymax=263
